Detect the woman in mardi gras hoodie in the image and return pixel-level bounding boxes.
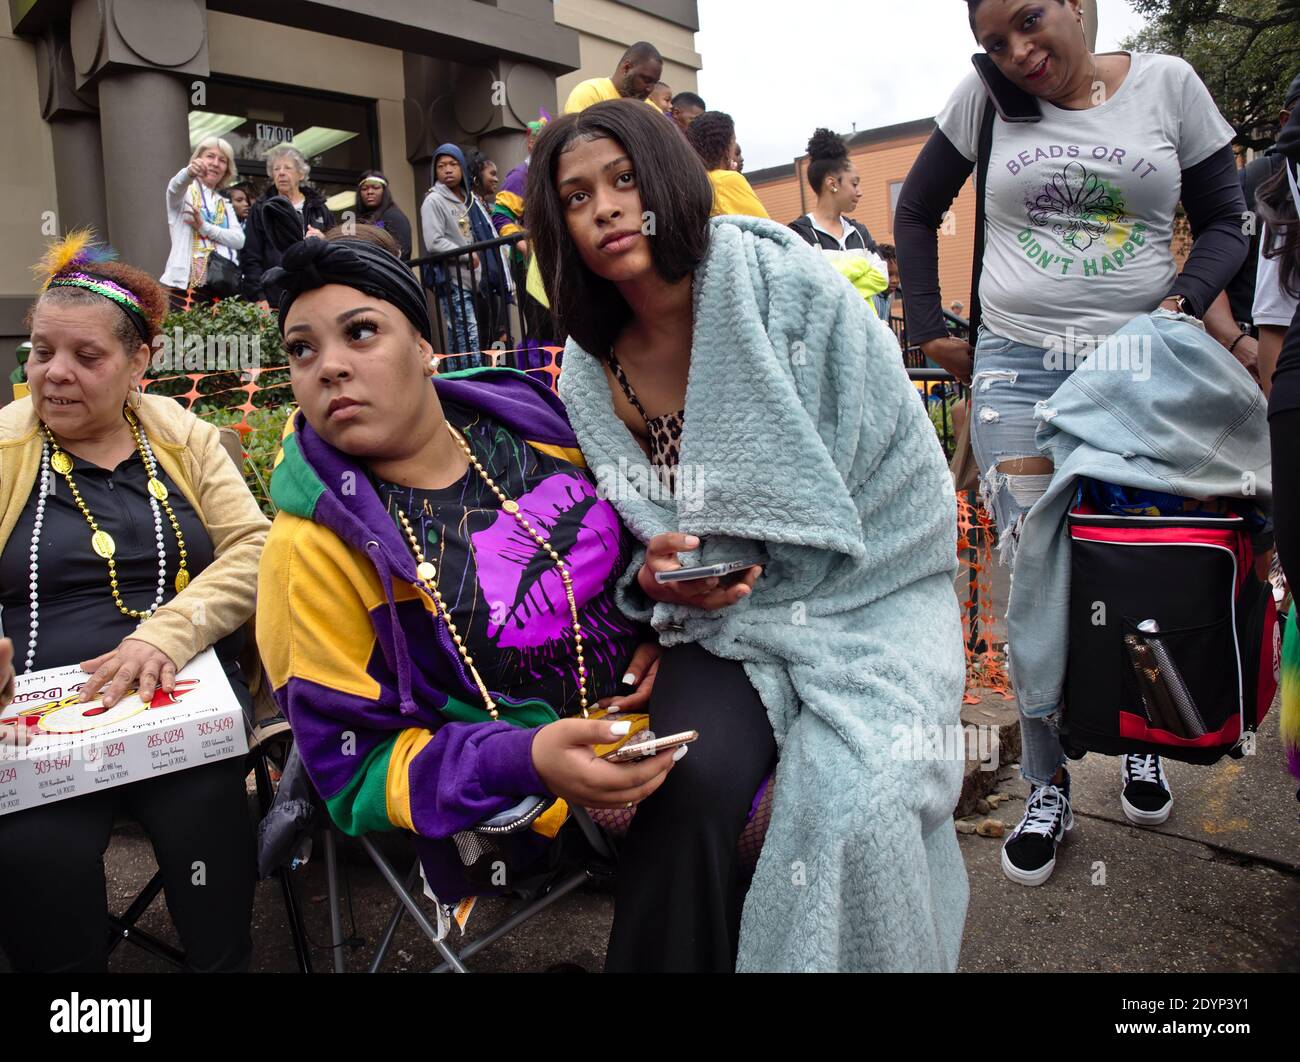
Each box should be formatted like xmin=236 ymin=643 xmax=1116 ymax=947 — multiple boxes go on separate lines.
xmin=254 ymin=234 xmax=742 ymax=941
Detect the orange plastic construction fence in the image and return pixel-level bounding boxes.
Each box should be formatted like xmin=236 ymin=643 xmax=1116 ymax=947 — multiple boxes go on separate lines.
xmin=956 ymin=491 xmax=1013 ymax=703
xmin=142 ymin=346 xmax=566 ymax=436
xmin=142 ymin=331 xmax=1010 ymax=704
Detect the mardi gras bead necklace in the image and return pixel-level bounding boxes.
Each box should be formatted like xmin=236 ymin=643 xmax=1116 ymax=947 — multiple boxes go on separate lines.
xmin=392 ymin=420 xmax=589 ymax=721
xmin=24 ymin=410 xmax=190 ymax=672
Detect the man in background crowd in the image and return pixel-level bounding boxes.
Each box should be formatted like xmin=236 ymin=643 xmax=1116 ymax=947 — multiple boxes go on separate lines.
xmin=671 ymin=91 xmax=706 ymax=132
xmin=493 ymin=115 xmax=547 ymax=257
xmin=563 ymin=41 xmax=663 ymax=113
xmin=493 ymin=114 xmax=553 ymax=346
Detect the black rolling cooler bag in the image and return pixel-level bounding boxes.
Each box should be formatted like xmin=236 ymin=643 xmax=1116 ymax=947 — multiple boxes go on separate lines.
xmin=1061 ymin=502 xmax=1280 ymax=765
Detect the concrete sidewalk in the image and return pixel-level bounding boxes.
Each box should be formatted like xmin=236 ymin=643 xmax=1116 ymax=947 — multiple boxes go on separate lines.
xmin=24 ymin=545 xmax=1296 ymax=974
xmin=957 ymin=706 xmax=1300 ymax=973
xmin=85 ymin=703 xmax=1298 ymax=974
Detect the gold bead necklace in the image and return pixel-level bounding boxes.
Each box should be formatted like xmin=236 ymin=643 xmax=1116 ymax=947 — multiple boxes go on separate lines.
xmin=40 ymin=409 xmax=190 ymax=621
xmin=392 ymin=420 xmax=588 ymax=721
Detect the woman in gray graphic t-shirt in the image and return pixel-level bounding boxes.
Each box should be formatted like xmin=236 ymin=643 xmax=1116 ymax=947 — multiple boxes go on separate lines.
xmin=894 ymin=0 xmax=1248 ymax=890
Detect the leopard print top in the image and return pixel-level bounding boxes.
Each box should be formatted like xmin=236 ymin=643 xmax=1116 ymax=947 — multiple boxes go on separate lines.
xmin=608 ymin=352 xmax=684 ymax=485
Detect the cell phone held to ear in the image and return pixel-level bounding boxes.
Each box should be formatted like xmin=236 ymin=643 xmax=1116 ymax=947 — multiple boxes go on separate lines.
xmin=972 ymin=53 xmax=1042 ymax=123
xmin=602 ymin=730 xmax=699 ymax=763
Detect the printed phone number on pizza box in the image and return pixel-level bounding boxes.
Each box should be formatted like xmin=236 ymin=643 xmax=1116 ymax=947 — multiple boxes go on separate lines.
xmin=0 ymin=648 xmax=246 ymax=815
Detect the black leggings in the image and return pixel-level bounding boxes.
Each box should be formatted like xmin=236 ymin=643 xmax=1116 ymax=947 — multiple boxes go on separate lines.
xmin=605 ymin=642 xmax=777 ymax=973
xmin=0 ymin=757 xmax=255 ymax=972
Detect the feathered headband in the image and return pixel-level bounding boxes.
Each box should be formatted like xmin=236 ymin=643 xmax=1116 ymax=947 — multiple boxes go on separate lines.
xmin=31 ymin=230 xmax=151 ymax=344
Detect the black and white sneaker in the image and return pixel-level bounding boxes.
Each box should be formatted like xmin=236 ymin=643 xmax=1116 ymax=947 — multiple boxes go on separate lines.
xmin=1120 ymin=753 xmax=1173 ymax=825
xmin=1001 ymin=775 xmax=1074 ymax=887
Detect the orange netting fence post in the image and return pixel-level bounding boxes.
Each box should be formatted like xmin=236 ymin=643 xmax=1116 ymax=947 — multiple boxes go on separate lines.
xmin=956 ymin=489 xmax=1013 ymax=703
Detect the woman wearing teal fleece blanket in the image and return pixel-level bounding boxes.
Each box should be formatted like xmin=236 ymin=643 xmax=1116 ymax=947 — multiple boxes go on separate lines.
xmin=528 ymin=100 xmax=969 ymax=971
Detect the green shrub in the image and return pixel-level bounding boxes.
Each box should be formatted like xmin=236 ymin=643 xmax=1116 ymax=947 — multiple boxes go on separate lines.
xmin=151 ymin=297 xmax=292 ymax=517
xmin=925 ymin=389 xmax=962 ymax=461
xmin=203 ymin=405 xmax=292 ymax=518
xmin=150 ymin=297 xmax=287 ymax=415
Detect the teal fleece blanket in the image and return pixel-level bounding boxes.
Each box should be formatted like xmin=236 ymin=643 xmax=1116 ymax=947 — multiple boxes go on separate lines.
xmin=558 ymin=216 xmax=969 ymax=971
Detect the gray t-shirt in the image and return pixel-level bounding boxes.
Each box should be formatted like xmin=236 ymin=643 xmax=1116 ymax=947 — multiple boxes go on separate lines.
xmin=937 ymin=52 xmax=1234 ymax=349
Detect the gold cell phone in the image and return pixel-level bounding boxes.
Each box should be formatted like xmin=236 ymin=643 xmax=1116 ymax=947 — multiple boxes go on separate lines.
xmin=602 ymin=729 xmax=699 ymax=763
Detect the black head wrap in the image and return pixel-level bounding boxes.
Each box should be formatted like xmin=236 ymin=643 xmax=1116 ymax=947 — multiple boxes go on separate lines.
xmin=263 ymin=237 xmax=432 ymax=341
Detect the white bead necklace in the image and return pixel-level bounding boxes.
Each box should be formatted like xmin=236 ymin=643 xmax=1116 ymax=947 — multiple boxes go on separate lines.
xmin=23 ymin=438 xmax=169 ymax=674
xmin=23 ymin=443 xmax=51 ymax=675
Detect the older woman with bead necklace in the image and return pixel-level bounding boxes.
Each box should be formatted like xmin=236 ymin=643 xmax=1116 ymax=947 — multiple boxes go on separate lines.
xmin=0 ymin=233 xmax=269 ymax=972
xmin=161 ymin=136 xmax=244 ymax=311
xmin=255 ymin=232 xmax=709 ymax=930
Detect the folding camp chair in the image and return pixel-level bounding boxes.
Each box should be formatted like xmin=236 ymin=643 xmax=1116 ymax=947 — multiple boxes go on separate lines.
xmin=106 ymin=737 xmax=312 ymax=971
xmin=319 ymin=775 xmax=776 ymax=973
xmin=319 ymin=827 xmax=600 ymax=974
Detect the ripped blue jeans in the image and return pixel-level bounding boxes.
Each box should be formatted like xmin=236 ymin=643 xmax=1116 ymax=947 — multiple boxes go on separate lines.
xmin=968 ymin=329 xmax=1071 ymax=788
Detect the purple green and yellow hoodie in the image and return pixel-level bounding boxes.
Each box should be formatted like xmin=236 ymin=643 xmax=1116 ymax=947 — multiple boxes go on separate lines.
xmin=256 ymin=368 xmax=594 ymax=899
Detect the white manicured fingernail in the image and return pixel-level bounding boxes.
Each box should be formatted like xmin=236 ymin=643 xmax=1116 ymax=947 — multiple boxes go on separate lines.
xmin=622 ymin=672 xmax=637 ymax=686
xmin=672 ymin=745 xmax=688 ymax=762
xmin=610 ymin=721 xmax=632 ymax=736
xmin=606 ymin=704 xmax=622 ymax=714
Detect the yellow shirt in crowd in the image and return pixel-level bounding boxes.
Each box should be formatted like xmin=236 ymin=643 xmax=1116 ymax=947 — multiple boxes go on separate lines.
xmin=708 ymin=169 xmax=770 ymax=219
xmin=564 ymin=77 xmax=663 ymax=115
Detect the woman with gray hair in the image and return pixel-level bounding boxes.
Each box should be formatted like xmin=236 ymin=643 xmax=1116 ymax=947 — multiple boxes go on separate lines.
xmin=161 ymin=137 xmax=245 ymax=311
xmin=240 ymin=144 xmax=334 ymax=311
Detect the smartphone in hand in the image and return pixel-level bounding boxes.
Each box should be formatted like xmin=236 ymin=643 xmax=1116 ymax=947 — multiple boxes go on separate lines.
xmin=654 ymin=559 xmax=763 ymax=585
xmin=602 ymin=730 xmax=699 ymax=763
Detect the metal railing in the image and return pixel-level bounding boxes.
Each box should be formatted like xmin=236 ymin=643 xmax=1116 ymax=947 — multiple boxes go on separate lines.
xmin=890 ymin=307 xmax=972 ymax=367
xmin=410 ymin=232 xmax=558 ymax=369
xmin=409 ymin=243 xmax=973 ymax=462
xmin=909 ymin=367 xmax=965 ymax=459
xmin=895 ymin=301 xmax=986 ymax=662
xmin=896 ymin=307 xmax=971 ymax=459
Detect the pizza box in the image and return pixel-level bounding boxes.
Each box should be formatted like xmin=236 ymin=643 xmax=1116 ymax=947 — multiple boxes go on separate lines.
xmin=0 ymin=647 xmax=247 ymax=816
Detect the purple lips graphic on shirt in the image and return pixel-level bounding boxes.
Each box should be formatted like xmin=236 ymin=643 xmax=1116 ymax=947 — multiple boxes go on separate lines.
xmin=470 ymin=473 xmax=622 ymax=649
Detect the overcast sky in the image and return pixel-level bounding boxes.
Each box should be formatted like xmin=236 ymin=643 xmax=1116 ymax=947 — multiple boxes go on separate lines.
xmin=695 ymin=0 xmax=1148 ymax=172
